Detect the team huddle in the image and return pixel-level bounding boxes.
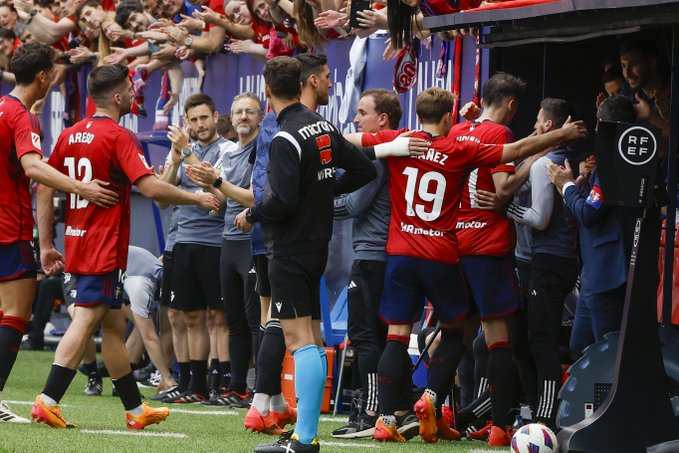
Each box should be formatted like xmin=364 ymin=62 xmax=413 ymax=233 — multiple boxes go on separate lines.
xmin=0 ymin=41 xmax=597 ymax=452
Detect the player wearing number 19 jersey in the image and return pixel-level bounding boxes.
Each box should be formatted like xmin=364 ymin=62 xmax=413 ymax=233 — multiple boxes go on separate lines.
xmin=375 ymin=88 xmax=503 ymax=444
xmin=373 ymin=87 xmax=589 ymax=444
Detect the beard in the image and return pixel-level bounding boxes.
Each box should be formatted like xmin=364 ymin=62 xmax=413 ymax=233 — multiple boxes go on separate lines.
xmin=235 ymin=123 xmax=252 ymax=136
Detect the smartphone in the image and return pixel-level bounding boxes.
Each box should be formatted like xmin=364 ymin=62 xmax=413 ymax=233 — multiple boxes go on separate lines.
xmin=349 ymin=0 xmax=372 ymax=29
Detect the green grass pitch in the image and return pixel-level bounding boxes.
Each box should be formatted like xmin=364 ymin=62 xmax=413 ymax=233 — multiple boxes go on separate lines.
xmin=0 ymin=351 xmax=508 ymax=452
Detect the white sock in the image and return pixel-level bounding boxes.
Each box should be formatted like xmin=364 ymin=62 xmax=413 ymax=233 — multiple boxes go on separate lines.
xmin=270 ymin=393 xmax=287 ymax=413
xmin=252 ymin=393 xmax=270 ymax=415
xmin=41 ymin=393 xmax=58 ymax=406
xmin=127 ymin=404 xmax=144 ymax=416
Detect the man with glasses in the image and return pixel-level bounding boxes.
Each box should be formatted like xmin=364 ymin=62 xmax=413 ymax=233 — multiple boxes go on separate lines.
xmin=187 ymin=92 xmax=262 ymax=407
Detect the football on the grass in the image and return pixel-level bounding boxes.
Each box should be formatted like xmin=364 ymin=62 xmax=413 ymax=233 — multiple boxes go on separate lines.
xmin=511 ymin=423 xmax=559 ymax=453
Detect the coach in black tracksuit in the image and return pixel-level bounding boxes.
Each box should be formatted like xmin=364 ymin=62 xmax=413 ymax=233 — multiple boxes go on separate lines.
xmin=235 ymin=56 xmax=376 ymax=453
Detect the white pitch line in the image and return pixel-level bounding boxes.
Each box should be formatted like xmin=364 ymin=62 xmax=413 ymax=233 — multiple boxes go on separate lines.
xmin=81 ymin=429 xmax=188 ymax=438
xmin=5 ymin=400 xmax=71 ymax=407
xmin=323 ymin=441 xmax=381 ymax=449
xmin=319 ymin=416 xmax=347 ymax=422
xmin=170 ymin=408 xmax=238 ymax=416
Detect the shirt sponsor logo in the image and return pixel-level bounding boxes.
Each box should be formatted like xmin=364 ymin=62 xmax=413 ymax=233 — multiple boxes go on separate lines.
xmin=400 ymin=222 xmax=445 ymax=237
xmin=65 ymin=226 xmax=87 ymax=237
xmin=68 ymin=132 xmax=95 ymax=145
xmin=455 ymin=221 xmax=487 ymax=229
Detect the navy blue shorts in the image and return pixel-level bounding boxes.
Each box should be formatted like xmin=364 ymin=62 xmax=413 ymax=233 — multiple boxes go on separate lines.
xmin=0 ymin=241 xmax=38 ymax=282
xmin=379 ymin=255 xmax=468 ymax=324
xmin=460 ymin=254 xmax=520 ymax=320
xmin=70 ymin=270 xmax=124 ymax=308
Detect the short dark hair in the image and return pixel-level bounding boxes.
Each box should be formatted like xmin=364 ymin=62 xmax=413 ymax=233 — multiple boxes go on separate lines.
xmin=416 ymin=87 xmax=455 ymax=124
xmin=361 ymin=89 xmax=403 ymax=130
xmin=602 ymin=66 xmax=623 ymax=85
xmin=619 ymin=39 xmax=657 ymax=59
xmin=87 ymin=64 xmax=129 ymax=105
xmin=482 ymin=72 xmax=527 ymax=107
xmin=597 ymin=95 xmax=636 ymax=123
xmin=540 ymin=98 xmax=572 ymax=129
xmin=0 ymin=28 xmax=16 ymax=40
xmin=115 ymin=0 xmax=144 ymax=27
xmin=75 ymin=0 xmax=102 ymax=20
xmin=263 ymin=56 xmax=301 ymax=100
xmin=217 ymin=114 xmax=236 ymax=138
xmin=295 ymin=53 xmax=327 ymax=87
xmin=183 ymin=93 xmax=216 ymax=114
xmin=10 ymin=42 xmax=55 ymax=86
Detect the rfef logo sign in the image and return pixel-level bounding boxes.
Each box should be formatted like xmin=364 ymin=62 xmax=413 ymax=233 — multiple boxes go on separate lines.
xmin=594 ymin=121 xmax=661 ymax=208
xmin=617 ymin=126 xmax=657 ymax=166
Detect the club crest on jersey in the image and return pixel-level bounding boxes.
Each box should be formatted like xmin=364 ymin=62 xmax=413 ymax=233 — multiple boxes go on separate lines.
xmin=586 ymin=186 xmax=603 ymax=209
xmin=316 ymin=134 xmax=332 ymax=164
xmin=31 ymin=132 xmax=41 ymax=149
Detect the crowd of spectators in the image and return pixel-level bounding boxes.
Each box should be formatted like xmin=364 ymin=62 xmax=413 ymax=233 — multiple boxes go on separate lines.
xmin=0 ymin=0 xmax=517 ymax=124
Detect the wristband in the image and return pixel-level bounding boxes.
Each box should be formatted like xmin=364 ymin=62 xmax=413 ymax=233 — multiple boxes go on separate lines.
xmin=212 ymin=176 xmax=223 ymax=188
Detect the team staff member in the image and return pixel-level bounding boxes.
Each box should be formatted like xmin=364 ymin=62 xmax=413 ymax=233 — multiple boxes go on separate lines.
xmin=160 ymin=93 xmax=237 ymax=403
xmin=0 ymin=43 xmax=118 ymax=424
xmin=235 ymin=56 xmax=420 ymax=453
xmin=32 ymin=64 xmax=219 ymax=429
xmin=187 ymin=92 xmax=261 ymax=407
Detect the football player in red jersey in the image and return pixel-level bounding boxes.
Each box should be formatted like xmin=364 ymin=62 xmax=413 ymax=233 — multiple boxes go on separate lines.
xmin=373 ymin=87 xmax=588 ymax=443
xmin=0 ymin=42 xmax=119 ymax=424
xmin=449 ymin=73 xmax=537 ymax=446
xmin=31 ymin=64 xmax=219 ymax=430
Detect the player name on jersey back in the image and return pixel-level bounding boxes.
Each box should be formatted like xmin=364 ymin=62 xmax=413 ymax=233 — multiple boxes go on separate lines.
xmin=68 ymin=132 xmax=96 ymax=145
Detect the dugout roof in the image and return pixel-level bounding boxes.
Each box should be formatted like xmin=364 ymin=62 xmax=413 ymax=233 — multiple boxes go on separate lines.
xmin=424 ymin=0 xmax=679 ymax=48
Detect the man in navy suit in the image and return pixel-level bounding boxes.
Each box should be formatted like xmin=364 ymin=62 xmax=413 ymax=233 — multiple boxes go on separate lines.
xmin=546 ymin=95 xmax=639 ymax=349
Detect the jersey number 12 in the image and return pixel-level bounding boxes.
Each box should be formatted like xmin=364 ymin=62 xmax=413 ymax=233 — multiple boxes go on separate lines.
xmin=64 ymin=157 xmax=92 ymax=209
